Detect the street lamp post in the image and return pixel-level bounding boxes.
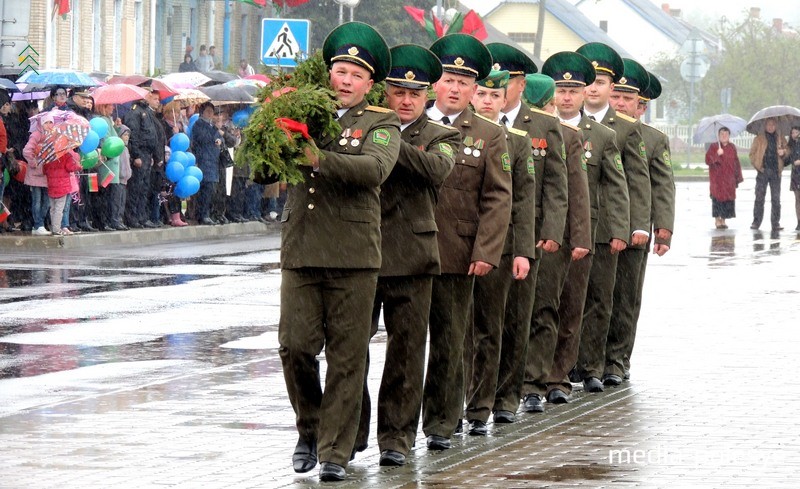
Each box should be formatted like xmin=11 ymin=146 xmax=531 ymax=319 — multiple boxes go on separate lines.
xmin=334 ymin=0 xmax=361 ymax=25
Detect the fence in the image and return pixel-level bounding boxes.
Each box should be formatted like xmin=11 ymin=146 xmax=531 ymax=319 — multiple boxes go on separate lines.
xmin=651 ymin=123 xmax=755 ymax=151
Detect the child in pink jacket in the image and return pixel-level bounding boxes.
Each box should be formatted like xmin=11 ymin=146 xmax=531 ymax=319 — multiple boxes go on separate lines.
xmin=43 ymin=151 xmax=82 ymax=236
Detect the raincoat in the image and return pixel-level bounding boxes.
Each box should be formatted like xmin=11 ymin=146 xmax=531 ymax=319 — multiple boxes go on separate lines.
xmin=706 ymin=142 xmax=743 ymax=202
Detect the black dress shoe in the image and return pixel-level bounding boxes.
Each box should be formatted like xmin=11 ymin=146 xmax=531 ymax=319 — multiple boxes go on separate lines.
xmin=79 ymin=222 xmax=98 ymax=232
xmin=522 ymin=393 xmax=544 ymax=413
xmin=602 ymin=374 xmax=622 ymax=386
xmin=379 ymin=449 xmax=406 ymax=466
xmin=750 ymin=223 xmax=760 ymax=230
xmin=200 ymin=217 xmax=217 ymax=225
xmin=217 ymin=215 xmax=230 ymax=224
xmin=546 ymin=389 xmax=570 ymax=404
xmin=468 ymin=420 xmax=487 ymax=436
xmin=319 ymin=462 xmax=346 ymax=482
xmin=772 ymin=225 xmax=784 ymax=231
xmin=142 ymin=220 xmax=158 ymax=228
xmin=292 ymin=438 xmax=317 ymax=473
xmin=493 ymin=410 xmax=516 ymax=424
xmin=568 ymin=366 xmax=582 ymax=383
xmin=426 ymin=435 xmax=451 ymax=450
xmin=128 ymin=221 xmax=142 ymax=229
xmin=583 ymin=377 xmax=604 ymax=393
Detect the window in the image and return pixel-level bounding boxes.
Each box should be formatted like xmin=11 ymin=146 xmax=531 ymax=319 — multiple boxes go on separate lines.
xmin=134 ymin=0 xmax=143 ymax=73
xmin=599 ymin=20 xmax=608 ymax=32
xmin=70 ymin=0 xmax=80 ymax=69
xmin=114 ymin=0 xmax=122 ymax=73
xmin=508 ymin=32 xmax=537 ymax=44
xmin=93 ymin=0 xmax=101 ymax=71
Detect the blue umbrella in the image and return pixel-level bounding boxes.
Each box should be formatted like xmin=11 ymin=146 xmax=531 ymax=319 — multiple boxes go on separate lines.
xmin=16 ymin=69 xmax=100 ymax=89
xmin=0 ymin=78 xmax=19 ymax=92
xmin=693 ymin=114 xmax=747 ymax=144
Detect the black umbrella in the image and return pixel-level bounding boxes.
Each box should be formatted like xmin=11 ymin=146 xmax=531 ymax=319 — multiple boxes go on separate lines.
xmin=746 ymin=105 xmax=800 ymax=135
xmin=200 ymin=70 xmax=240 ymax=85
xmin=199 ymin=85 xmax=255 ymax=105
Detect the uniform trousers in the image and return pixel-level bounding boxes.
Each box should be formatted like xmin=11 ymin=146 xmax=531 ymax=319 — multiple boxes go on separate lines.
xmin=493 ymin=259 xmax=539 ymax=413
xmin=465 ymin=254 xmax=514 ymax=422
xmin=356 ymin=275 xmax=432 ymax=455
xmin=125 ymin=157 xmax=152 ymax=226
xmin=577 ymin=243 xmax=619 ymax=380
xmin=547 ymin=254 xmax=593 ymax=394
xmin=606 ymin=248 xmax=648 ymax=378
xmin=423 ymin=273 xmax=474 ymax=439
xmin=523 ymin=246 xmax=572 ymax=397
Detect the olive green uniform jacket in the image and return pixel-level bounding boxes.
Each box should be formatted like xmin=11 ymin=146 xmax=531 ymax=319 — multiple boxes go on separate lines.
xmin=641 ymin=124 xmax=675 ymax=247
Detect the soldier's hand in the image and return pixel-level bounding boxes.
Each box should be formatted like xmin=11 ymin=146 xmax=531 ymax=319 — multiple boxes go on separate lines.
xmin=301 ymin=141 xmax=320 ymax=170
xmin=571 ymin=247 xmax=590 ymax=261
xmin=468 ymin=261 xmax=493 ymax=277
xmin=630 ymin=232 xmax=649 ymax=246
xmin=653 ymin=243 xmax=670 ymax=256
xmin=655 ymin=228 xmax=672 ymax=241
xmin=537 ymin=239 xmax=560 ymax=253
xmin=512 ymin=256 xmax=530 ymax=280
xmin=609 ymin=238 xmax=627 ymax=254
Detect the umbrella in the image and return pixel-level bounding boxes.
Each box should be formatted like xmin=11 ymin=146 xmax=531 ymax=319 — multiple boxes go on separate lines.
xmin=224 ymin=79 xmax=267 ymax=89
xmin=200 ymin=70 xmax=239 ymax=84
xmin=35 ymin=112 xmax=90 ymax=165
xmin=107 ymin=74 xmax=152 ymax=86
xmin=693 ymin=114 xmax=748 ymax=144
xmin=158 ymin=71 xmax=212 ymax=89
xmin=0 ymin=78 xmax=20 ymax=92
xmin=245 ymin=74 xmax=272 ymax=84
xmin=16 ymin=69 xmax=99 ymax=88
xmin=199 ymin=85 xmax=255 ymax=105
xmin=150 ymin=79 xmax=180 ymax=100
xmin=172 ymin=88 xmax=211 ymax=107
xmin=90 ymin=84 xmax=150 ymax=105
xmin=12 ymin=83 xmax=48 ymax=101
xmin=746 ymin=105 xmax=800 ymax=135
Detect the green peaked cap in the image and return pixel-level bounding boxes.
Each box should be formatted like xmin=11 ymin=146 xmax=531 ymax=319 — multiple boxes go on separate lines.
xmin=640 ymin=71 xmax=662 ymax=101
xmin=430 ymin=33 xmax=493 ymax=80
xmin=477 ymin=69 xmax=510 ymax=89
xmin=486 ymin=43 xmax=538 ymax=76
xmin=541 ymin=51 xmax=595 ymax=87
xmin=323 ymin=22 xmax=391 ymax=82
xmin=575 ymin=42 xmax=624 ymax=83
xmin=386 ymin=44 xmax=443 ymax=89
xmin=615 ymin=58 xmax=649 ymax=93
xmin=522 ymin=73 xmax=555 ymax=108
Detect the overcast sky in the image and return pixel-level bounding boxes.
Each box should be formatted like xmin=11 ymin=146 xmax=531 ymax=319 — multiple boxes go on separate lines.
xmin=457 ymin=0 xmax=799 ymax=28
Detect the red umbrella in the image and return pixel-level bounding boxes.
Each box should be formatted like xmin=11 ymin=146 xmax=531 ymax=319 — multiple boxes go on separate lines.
xmin=36 ymin=113 xmax=90 ymax=165
xmin=107 ymin=74 xmax=152 ymax=86
xmin=90 ymin=84 xmax=150 ymax=105
xmin=245 ymin=74 xmax=272 ymax=84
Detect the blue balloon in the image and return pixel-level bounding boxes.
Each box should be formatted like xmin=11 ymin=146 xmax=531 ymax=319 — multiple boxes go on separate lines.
xmin=166 ymin=161 xmax=185 ymax=183
xmin=184 ymin=152 xmax=196 ymax=167
xmin=170 ymin=133 xmax=190 ymax=152
xmin=89 ymin=118 xmax=109 ymax=139
xmin=232 ymin=109 xmax=250 ymax=128
xmin=79 ymin=130 xmax=100 ymax=153
xmin=169 ymin=150 xmax=188 ymax=166
xmin=184 ymin=165 xmax=203 ymax=183
xmin=175 ymin=175 xmax=200 ymax=199
xmin=189 ymin=113 xmax=199 ymax=126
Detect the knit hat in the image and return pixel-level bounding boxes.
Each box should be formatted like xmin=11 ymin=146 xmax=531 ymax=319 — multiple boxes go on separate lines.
xmin=117 ymin=124 xmax=131 ymax=137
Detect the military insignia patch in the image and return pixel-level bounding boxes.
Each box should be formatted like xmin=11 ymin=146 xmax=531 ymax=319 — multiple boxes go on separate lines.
xmin=639 ymin=141 xmax=647 ymax=158
xmin=527 ymin=155 xmax=535 ymax=175
xmin=561 ymin=142 xmax=566 ymax=160
xmin=502 ymin=152 xmax=511 ymax=172
xmin=580 ymin=152 xmax=588 ymax=170
xmin=614 ymin=153 xmax=623 ymax=172
xmin=663 ymin=150 xmax=672 ymax=168
xmin=373 ymin=129 xmax=391 ymax=146
xmin=439 ymin=143 xmax=454 ymax=157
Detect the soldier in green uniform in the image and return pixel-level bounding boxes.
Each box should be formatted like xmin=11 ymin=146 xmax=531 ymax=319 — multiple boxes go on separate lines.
xmin=354 ymin=44 xmax=460 ymax=467
xmin=422 ymin=34 xmax=512 ymax=450
xmin=278 ymin=22 xmax=400 ymax=482
xmin=543 ymin=51 xmax=630 ymax=400
xmin=464 ymin=69 xmax=535 ymax=435
xmin=484 ymin=43 xmax=569 ymax=422
xmin=605 ymin=70 xmax=675 ymax=382
xmin=574 ymin=43 xmax=650 ymax=393
xmin=520 ymin=71 xmax=592 ymax=410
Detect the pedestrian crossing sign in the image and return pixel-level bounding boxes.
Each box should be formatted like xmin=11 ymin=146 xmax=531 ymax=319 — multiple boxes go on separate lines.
xmin=261 ymin=18 xmax=310 ymax=68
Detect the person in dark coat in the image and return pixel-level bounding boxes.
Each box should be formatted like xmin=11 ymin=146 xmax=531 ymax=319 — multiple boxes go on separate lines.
xmin=787 ymin=126 xmax=800 ymax=230
xmin=178 ymin=54 xmax=197 ymax=73
xmin=705 ymin=127 xmax=743 ymax=229
xmin=190 ymin=102 xmax=221 ymax=224
xmin=4 ymin=101 xmax=36 ymax=231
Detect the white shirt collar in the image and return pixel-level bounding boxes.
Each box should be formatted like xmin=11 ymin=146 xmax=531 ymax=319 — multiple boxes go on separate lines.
xmin=400 ymin=116 xmax=421 ymax=133
xmin=500 ymin=102 xmax=522 ymax=127
xmin=561 ymin=113 xmax=582 ymax=126
xmin=426 ymin=104 xmax=462 ymax=125
xmin=584 ymin=104 xmax=610 ymax=123
xmin=336 ymin=108 xmax=349 ymax=119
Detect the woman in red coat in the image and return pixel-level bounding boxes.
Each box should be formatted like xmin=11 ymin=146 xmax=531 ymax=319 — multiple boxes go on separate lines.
xmin=705 ymin=127 xmax=743 ymax=229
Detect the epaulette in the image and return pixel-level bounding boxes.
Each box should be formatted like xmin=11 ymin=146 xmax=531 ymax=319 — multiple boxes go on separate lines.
xmin=531 ymin=107 xmax=558 ymax=119
xmin=508 ymin=127 xmax=527 ymax=137
xmin=616 ymin=112 xmax=637 ymax=123
xmin=427 ymin=120 xmax=451 ymax=130
xmin=474 ymin=112 xmax=503 ymax=127
xmin=365 ymin=105 xmax=394 ymax=114
xmin=644 ymin=123 xmax=666 ymax=136
xmin=560 ymin=121 xmax=579 ymax=132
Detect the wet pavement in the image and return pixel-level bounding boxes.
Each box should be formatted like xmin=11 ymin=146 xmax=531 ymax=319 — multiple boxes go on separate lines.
xmin=1 ymin=171 xmax=799 ymax=488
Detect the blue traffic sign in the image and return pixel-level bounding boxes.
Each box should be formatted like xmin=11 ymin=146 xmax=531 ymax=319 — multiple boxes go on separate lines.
xmin=261 ymin=18 xmax=310 ymax=68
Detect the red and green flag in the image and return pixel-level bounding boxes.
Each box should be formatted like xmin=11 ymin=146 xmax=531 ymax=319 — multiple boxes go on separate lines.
xmin=87 ymin=173 xmax=99 ymax=192
xmin=101 ymin=172 xmax=114 ymax=188
xmin=0 ymin=204 xmax=10 ymax=224
xmin=403 ymin=6 xmax=486 ymax=42
xmin=236 ymin=0 xmax=267 ymax=7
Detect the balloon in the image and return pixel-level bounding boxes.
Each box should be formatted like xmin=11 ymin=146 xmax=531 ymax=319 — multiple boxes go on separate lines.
xmin=174 ymin=175 xmax=200 ymax=199
xmin=170 ymin=133 xmax=190 ymax=152
xmin=13 ymin=161 xmax=27 ymax=183
xmin=184 ymin=152 xmax=196 ymax=167
xmin=232 ymin=109 xmax=250 ymax=128
xmin=89 ymin=117 xmax=109 ymax=139
xmin=184 ymin=165 xmax=203 ymax=183
xmin=169 ymin=150 xmax=188 ymax=166
xmin=80 ymin=130 xmax=100 ymax=153
xmin=189 ymin=113 xmax=199 ymax=126
xmin=101 ymin=136 xmax=125 ymax=158
xmin=165 ymin=161 xmax=185 ymax=183
xmin=80 ymin=150 xmax=99 ymax=170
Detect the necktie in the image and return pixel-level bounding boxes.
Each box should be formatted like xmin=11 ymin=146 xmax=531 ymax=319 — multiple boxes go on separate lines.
xmin=588 ymin=115 xmax=596 ymax=121
xmin=500 ymin=115 xmax=509 ymax=126
xmin=441 ymin=116 xmax=451 ymax=125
